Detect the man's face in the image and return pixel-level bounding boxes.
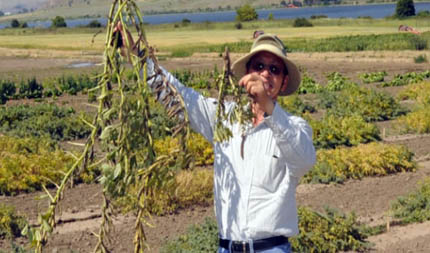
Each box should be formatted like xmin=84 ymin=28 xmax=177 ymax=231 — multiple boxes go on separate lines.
xmin=247 ymin=51 xmax=288 ymax=99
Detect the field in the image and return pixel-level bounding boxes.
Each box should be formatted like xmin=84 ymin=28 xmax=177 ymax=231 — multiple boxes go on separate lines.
xmin=1 ymin=17 xmax=430 ymax=252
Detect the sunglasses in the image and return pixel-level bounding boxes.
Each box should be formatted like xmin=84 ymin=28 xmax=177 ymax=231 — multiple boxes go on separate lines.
xmin=249 ymin=61 xmax=283 ymax=76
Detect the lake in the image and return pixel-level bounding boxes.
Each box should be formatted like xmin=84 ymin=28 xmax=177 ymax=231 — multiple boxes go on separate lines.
xmin=1 ymin=2 xmax=430 ymax=29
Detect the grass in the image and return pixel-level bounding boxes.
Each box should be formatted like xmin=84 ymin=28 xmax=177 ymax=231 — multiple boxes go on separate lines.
xmin=1 ymin=17 xmax=429 ymax=55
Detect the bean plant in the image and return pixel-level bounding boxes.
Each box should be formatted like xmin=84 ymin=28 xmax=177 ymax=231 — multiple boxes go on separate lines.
xmin=22 ymin=0 xmax=250 ymax=252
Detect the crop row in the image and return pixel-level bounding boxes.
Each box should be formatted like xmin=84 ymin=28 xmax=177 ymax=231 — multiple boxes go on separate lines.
xmin=0 ymin=74 xmax=99 ymax=104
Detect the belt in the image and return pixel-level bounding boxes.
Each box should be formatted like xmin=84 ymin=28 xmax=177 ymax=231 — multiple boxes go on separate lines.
xmin=219 ymin=236 xmax=288 ymax=252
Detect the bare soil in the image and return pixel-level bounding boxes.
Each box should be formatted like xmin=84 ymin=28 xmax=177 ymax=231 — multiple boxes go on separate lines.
xmin=1 ymin=50 xmax=430 ymax=252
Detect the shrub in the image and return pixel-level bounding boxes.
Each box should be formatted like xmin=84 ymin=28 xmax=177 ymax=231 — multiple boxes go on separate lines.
xmin=310 ymin=115 xmax=380 ymax=149
xmin=0 ymin=104 xmax=91 ymax=141
xmin=0 ymin=136 xmax=74 ymax=195
xmin=181 ymin=18 xmax=191 ymax=26
xmin=291 ymin=207 xmax=370 ymax=252
xmin=234 ymin=22 xmax=243 ymax=29
xmin=154 ymin=132 xmax=214 ymax=167
xmin=293 ymin=17 xmax=313 ymax=27
xmin=18 ymin=77 xmax=43 ymax=99
xmin=297 ymin=73 xmax=323 ymax=94
xmin=87 ymin=19 xmax=102 ymax=28
xmin=0 ymin=204 xmax=28 ymax=239
xmin=302 ymin=142 xmax=416 ymax=184
xmin=10 ymin=19 xmax=20 ymax=28
xmin=325 ymin=72 xmax=357 ymax=91
xmin=268 ymin=13 xmax=274 ymax=20
xmin=235 ymin=4 xmax=258 ymax=22
xmin=396 ymin=106 xmax=430 ymax=134
xmin=51 ymin=16 xmax=67 ymax=28
xmin=359 ymin=71 xmax=387 ymax=83
xmin=390 ymin=178 xmax=430 ymax=224
xmin=382 ymin=71 xmax=430 ymax=87
xmin=414 ymin=54 xmax=428 ymax=63
xmin=319 ymin=86 xmax=407 ymax=122
xmin=397 ymin=81 xmax=430 ymax=106
xmin=161 ymin=217 xmax=218 ymax=253
xmin=310 ymin=14 xmax=328 ymax=19
xmin=117 ymin=169 xmax=213 ymax=215
xmin=278 ymin=95 xmax=316 ymax=116
xmin=0 ymin=80 xmax=16 ymax=104
xmin=395 ymin=0 xmax=415 ymax=18
xmin=409 ymin=35 xmax=427 ymax=50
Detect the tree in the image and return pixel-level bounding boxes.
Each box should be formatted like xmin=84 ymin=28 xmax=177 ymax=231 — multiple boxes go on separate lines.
xmin=236 ymin=4 xmax=258 ymax=22
xmin=11 ymin=19 xmax=20 ymax=28
xmin=395 ymin=0 xmax=415 ymax=18
xmin=268 ymin=13 xmax=274 ymax=21
xmin=0 ymin=10 xmax=4 ymax=17
xmin=51 ymin=16 xmax=67 ymax=28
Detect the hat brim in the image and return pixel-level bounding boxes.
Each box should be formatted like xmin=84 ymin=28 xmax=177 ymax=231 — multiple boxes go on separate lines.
xmin=232 ymin=44 xmax=300 ymax=96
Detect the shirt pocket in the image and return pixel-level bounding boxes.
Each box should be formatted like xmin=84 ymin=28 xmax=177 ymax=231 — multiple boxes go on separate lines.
xmin=252 ymin=150 xmax=286 ymax=193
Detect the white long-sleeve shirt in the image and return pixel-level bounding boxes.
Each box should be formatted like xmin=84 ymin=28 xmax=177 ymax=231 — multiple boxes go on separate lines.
xmin=146 ymin=59 xmax=316 ymax=241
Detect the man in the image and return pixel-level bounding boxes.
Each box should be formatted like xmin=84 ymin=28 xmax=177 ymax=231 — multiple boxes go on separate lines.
xmin=118 ymin=30 xmax=316 ymax=252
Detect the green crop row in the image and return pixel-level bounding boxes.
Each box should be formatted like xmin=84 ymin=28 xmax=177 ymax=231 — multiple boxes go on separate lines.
xmin=390 ymin=178 xmax=430 ymax=225
xmin=310 ymin=115 xmax=380 ymax=150
xmin=396 ymin=106 xmax=430 ymax=134
xmin=318 ymin=86 xmax=407 ymax=122
xmin=397 ymin=81 xmax=430 ymax=106
xmin=0 ymin=103 xmax=91 ymax=141
xmin=0 ymin=73 xmax=99 ymax=104
xmin=161 ymin=206 xmax=371 ymax=253
xmin=359 ymin=71 xmax=387 ymax=83
xmin=381 ymin=70 xmax=430 ymax=87
xmin=302 ymin=142 xmax=416 ymax=184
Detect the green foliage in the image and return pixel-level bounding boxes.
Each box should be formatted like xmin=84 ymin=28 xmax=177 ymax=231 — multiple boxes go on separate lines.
xmin=0 ymin=136 xmax=74 ymax=195
xmin=87 ymin=19 xmax=102 ymax=28
xmin=161 ymin=217 xmax=218 ymax=253
xmin=417 ymin=10 xmax=430 ymax=17
xmin=234 ymin=22 xmax=243 ymax=29
xmin=56 ymin=74 xmax=99 ymax=95
xmin=51 ymin=16 xmax=67 ymax=28
xmin=390 ymin=178 xmax=430 ymax=224
xmin=0 ymin=104 xmax=91 ymax=141
xmin=284 ymin=33 xmax=429 ymax=52
xmin=310 ymin=115 xmax=380 ymax=149
xmin=172 ymin=69 xmax=215 ymax=90
xmin=359 ymin=71 xmax=387 ymax=83
xmin=10 ymin=19 xmax=20 ymax=28
xmin=397 ymin=81 xmax=430 ymax=106
xmin=118 ymin=169 xmax=213 ymax=216
xmin=302 ymin=142 xmax=416 ymax=184
xmin=18 ymin=77 xmax=43 ymax=99
xmin=325 ymin=72 xmax=357 ymax=92
xmin=414 ymin=54 xmax=428 ymax=63
xmin=381 ymin=70 xmax=430 ymax=87
xmin=181 ymin=18 xmax=191 ymax=26
xmin=278 ymin=95 xmax=316 ymax=116
xmin=268 ymin=13 xmax=274 ymax=21
xmin=235 ymin=4 xmax=258 ymax=22
xmin=395 ymin=0 xmax=416 ymax=18
xmin=162 ymin=207 xmax=371 ymax=253
xmin=396 ymin=106 xmax=430 ymax=134
xmin=298 ymin=73 xmax=323 ymax=94
xmin=0 ymin=204 xmax=28 ymax=239
xmin=318 ymin=86 xmax=407 ymax=122
xmin=290 ymin=207 xmax=370 ymax=252
xmin=0 ymin=80 xmax=16 ymax=104
xmin=293 ymin=17 xmax=313 ymax=27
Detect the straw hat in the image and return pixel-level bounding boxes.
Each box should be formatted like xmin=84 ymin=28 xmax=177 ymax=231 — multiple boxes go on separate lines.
xmin=232 ymin=34 xmax=301 ymax=96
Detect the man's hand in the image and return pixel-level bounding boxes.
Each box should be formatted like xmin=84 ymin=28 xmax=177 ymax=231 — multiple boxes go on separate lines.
xmin=238 ymin=73 xmax=275 ymax=115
